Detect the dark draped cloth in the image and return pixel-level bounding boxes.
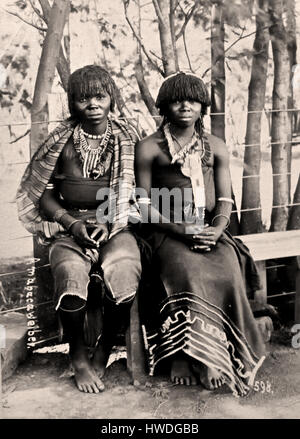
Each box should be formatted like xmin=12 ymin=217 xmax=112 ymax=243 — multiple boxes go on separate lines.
xmin=139 ymin=133 xmax=266 ymax=397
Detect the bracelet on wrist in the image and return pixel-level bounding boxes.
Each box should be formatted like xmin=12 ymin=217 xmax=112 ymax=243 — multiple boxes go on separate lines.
xmin=60 ymin=213 xmax=82 ymax=231
xmin=217 ymin=197 xmax=234 ymax=205
xmin=211 ymin=214 xmax=230 ymax=229
xmin=53 ymin=208 xmax=68 ymax=223
xmin=66 ymin=219 xmax=82 ymax=232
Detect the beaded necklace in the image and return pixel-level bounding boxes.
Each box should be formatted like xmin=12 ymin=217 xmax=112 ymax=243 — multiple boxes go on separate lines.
xmin=163 ymin=123 xmax=206 ymax=222
xmin=81 ymin=130 xmax=104 ymax=140
xmin=163 ymin=123 xmax=205 ymax=167
xmin=73 ymin=120 xmax=112 ymax=179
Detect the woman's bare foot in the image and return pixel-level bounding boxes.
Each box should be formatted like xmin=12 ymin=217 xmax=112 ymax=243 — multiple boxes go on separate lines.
xmin=171 ymin=352 xmax=197 ymax=386
xmin=72 ymin=347 xmax=105 ymax=393
xmin=192 ymin=362 xmax=225 ymax=390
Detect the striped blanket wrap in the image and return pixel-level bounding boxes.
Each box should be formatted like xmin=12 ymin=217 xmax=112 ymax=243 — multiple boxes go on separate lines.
xmin=16 ymin=118 xmax=140 ymax=242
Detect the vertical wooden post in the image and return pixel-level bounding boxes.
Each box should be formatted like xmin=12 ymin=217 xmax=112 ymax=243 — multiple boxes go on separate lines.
xmin=126 ymin=292 xmax=147 ymax=385
xmin=0 ymin=324 xmax=4 ymax=412
xmin=294 ymin=256 xmax=300 ymax=324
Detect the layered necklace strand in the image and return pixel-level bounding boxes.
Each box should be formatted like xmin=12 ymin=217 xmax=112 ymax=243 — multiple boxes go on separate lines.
xmin=74 ymin=120 xmax=112 ymax=179
xmin=163 ymin=123 xmax=205 ymax=165
xmin=163 ymin=122 xmax=206 ymax=220
xmin=73 ymin=120 xmax=112 ymax=180
xmin=81 ymin=130 xmax=104 ymax=140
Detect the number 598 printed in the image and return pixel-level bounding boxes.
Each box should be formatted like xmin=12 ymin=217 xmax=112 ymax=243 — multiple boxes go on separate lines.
xmin=253 ymin=380 xmax=273 ymax=394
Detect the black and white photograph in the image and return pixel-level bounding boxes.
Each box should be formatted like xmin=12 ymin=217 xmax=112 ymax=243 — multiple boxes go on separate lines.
xmin=0 ymin=0 xmax=300 ymax=425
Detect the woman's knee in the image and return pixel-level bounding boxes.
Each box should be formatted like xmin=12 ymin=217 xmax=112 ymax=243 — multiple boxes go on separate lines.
xmin=59 ymin=294 xmax=86 ymax=312
xmin=102 ymin=253 xmax=141 ymax=305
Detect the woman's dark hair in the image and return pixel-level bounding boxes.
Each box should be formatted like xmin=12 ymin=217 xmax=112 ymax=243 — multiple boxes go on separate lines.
xmin=156 ymin=72 xmax=211 ymax=136
xmin=67 ymin=65 xmax=117 ymax=118
xmin=156 ymin=72 xmax=211 ymax=116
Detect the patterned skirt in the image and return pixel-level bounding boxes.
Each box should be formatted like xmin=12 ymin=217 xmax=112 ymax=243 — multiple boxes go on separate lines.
xmin=140 ymin=230 xmax=266 ymax=396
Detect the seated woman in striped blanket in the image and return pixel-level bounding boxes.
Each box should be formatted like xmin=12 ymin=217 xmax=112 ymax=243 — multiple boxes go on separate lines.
xmin=17 ymin=65 xmax=142 ymax=394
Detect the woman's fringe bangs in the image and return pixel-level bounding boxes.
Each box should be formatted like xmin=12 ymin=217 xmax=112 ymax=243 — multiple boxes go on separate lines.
xmin=156 ymin=74 xmax=211 ymax=113
xmin=68 ymin=65 xmax=116 ymax=115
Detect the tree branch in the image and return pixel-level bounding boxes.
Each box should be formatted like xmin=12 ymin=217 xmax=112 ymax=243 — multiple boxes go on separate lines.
xmin=176 ymin=2 xmax=199 ymax=41
xmin=3 ymin=8 xmax=47 ymax=32
xmin=152 ymin=0 xmax=164 ymax=24
xmin=10 ymin=128 xmax=31 ymax=144
xmin=201 ymin=64 xmax=211 ymax=79
xmin=224 ymin=26 xmax=249 ymax=54
xmin=135 ymin=61 xmax=160 ymax=124
xmin=183 ymin=28 xmax=193 ymax=71
xmin=225 ymin=25 xmax=271 ymax=56
xmin=28 ymin=0 xmax=45 ymax=22
xmin=38 ymin=0 xmax=70 ymax=90
xmin=122 ymin=0 xmax=164 ymax=75
xmin=149 ymin=49 xmax=163 ymax=61
xmin=170 ymin=0 xmax=180 ymax=14
xmin=201 ymin=25 xmax=270 ymax=79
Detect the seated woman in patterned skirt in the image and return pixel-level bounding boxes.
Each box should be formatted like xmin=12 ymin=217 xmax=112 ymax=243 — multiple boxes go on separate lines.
xmin=135 ymin=72 xmax=265 ymax=396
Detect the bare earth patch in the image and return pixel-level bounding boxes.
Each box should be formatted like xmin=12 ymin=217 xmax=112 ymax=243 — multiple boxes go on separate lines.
xmin=1 ymin=340 xmax=300 ymax=419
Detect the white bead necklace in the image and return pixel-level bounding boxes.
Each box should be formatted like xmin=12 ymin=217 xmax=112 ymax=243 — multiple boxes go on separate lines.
xmin=73 ymin=120 xmax=112 ymax=179
xmin=81 ymin=130 xmax=105 ymax=140
xmin=163 ymin=123 xmax=205 ymax=165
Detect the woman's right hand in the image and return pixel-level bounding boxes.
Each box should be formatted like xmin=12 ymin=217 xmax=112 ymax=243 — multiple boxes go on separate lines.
xmin=70 ymin=221 xmax=99 ymax=248
xmin=173 ymin=223 xmax=216 ymax=252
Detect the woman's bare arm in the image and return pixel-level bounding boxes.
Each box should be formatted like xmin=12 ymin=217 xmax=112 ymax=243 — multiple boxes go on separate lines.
xmin=135 ymin=136 xmax=211 ymax=248
xmin=211 ymin=136 xmax=233 ymax=231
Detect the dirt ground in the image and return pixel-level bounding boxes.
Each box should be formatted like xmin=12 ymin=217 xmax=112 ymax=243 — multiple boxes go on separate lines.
xmin=1 ymin=334 xmax=300 ymax=420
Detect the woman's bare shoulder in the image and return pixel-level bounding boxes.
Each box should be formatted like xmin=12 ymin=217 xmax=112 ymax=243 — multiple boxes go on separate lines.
xmin=205 ymin=132 xmax=228 ymax=159
xmin=136 ymin=130 xmax=163 ymax=157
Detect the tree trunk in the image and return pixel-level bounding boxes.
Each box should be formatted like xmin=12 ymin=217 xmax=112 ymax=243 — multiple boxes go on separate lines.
xmin=240 ymin=0 xmax=270 ymax=234
xmin=169 ymin=0 xmax=179 ymax=71
xmin=31 ymin=0 xmax=70 ymax=155
xmin=211 ymin=1 xmax=225 ymax=141
xmin=135 ymin=61 xmax=160 ymax=125
xmin=210 ymin=1 xmax=239 ymax=234
xmin=287 ymin=175 xmax=300 ymax=230
xmin=135 ymin=0 xmax=160 ymax=127
xmin=153 ymin=0 xmax=177 ymax=76
xmin=269 ymin=0 xmax=290 ymax=231
xmin=285 ymin=0 xmax=297 ymax=203
xmin=29 ymin=1 xmax=70 ymax=350
xmin=38 ymin=0 xmax=70 ymax=92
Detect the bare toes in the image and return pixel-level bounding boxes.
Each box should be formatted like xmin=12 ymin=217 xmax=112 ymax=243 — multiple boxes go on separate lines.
xmin=92 ymin=384 xmax=100 ymax=394
xmin=86 ymin=384 xmax=93 ymax=393
xmin=96 ymin=381 xmax=105 ymax=392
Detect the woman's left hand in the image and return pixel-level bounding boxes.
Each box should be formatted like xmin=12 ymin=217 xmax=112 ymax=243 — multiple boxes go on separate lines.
xmin=86 ymin=221 xmax=109 ymax=247
xmin=189 ymin=225 xmax=223 ymax=252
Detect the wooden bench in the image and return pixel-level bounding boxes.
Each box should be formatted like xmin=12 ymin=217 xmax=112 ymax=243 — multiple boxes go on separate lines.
xmin=236 ymin=230 xmax=300 ymax=323
xmin=128 ymin=229 xmax=300 ymax=383
xmin=20 ymin=230 xmax=300 ymax=384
